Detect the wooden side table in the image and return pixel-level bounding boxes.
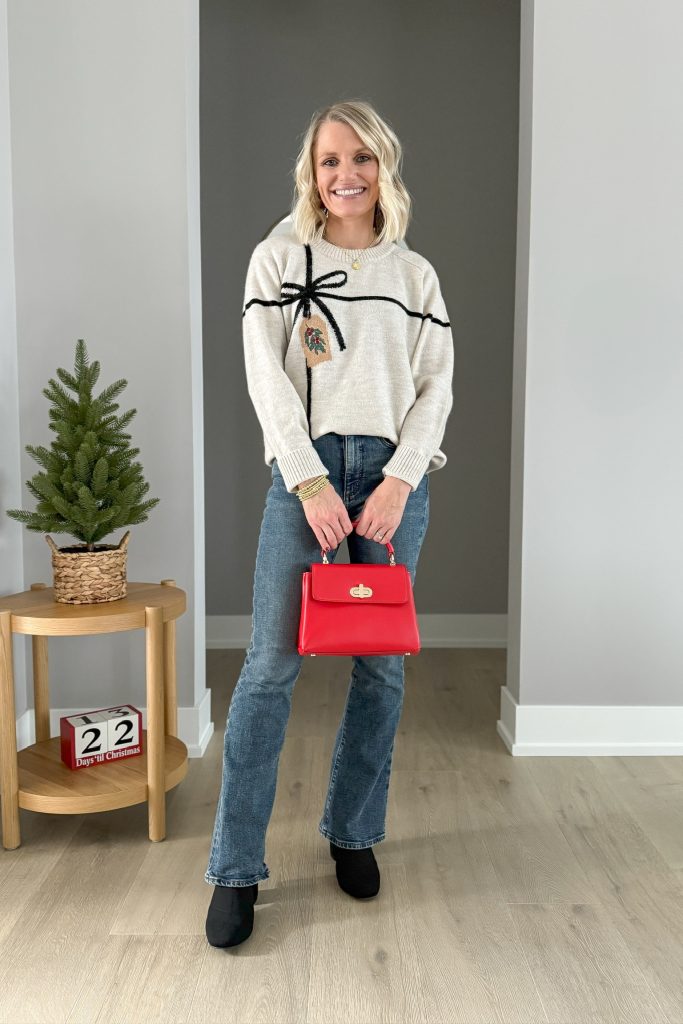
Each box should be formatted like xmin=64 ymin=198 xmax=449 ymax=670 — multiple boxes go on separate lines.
xmin=0 ymin=580 xmax=189 ymax=850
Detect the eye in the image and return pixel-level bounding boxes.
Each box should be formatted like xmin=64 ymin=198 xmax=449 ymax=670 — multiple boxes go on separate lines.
xmin=321 ymin=154 xmax=373 ymax=166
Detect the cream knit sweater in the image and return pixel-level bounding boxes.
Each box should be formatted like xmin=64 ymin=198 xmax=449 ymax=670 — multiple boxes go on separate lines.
xmin=242 ymin=229 xmax=454 ymax=494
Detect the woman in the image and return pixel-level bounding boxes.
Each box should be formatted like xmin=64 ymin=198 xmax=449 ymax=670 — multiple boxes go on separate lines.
xmin=205 ymin=99 xmax=454 ymax=948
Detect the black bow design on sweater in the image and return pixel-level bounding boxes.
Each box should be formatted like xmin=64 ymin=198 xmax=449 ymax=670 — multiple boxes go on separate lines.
xmin=243 ymin=242 xmax=451 ymax=438
xmin=243 ymin=243 xmax=450 ymax=353
xmin=280 ymin=262 xmax=349 ymax=351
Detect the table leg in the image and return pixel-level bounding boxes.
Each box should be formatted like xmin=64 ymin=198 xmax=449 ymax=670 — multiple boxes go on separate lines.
xmin=0 ymin=609 xmax=20 ymax=850
xmin=30 ymin=583 xmax=50 ymax=743
xmin=145 ymin=605 xmax=165 ymax=842
xmin=160 ymin=580 xmax=178 ymax=737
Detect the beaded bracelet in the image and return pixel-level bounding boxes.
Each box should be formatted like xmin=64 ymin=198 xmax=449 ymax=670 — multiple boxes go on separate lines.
xmin=296 ymin=475 xmax=328 ymax=500
xmin=296 ymin=475 xmax=329 ymax=501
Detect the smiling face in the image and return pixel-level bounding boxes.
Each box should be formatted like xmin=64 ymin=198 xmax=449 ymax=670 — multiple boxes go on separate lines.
xmin=314 ymin=120 xmax=380 ymax=227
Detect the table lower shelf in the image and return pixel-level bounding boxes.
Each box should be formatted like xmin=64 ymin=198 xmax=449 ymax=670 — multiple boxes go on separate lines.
xmin=17 ymin=729 xmax=188 ymax=814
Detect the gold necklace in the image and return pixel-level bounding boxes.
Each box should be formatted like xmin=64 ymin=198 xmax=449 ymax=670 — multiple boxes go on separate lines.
xmin=323 ymin=229 xmax=377 ymax=270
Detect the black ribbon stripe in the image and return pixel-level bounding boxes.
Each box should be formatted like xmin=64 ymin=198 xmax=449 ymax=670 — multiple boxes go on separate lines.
xmin=242 ymin=243 xmax=451 ymax=437
xmin=243 ymin=244 xmax=451 ymax=345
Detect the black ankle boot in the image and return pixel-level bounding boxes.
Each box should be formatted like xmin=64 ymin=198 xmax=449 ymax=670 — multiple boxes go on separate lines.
xmin=330 ymin=841 xmax=380 ymax=899
xmin=205 ymin=882 xmax=259 ymax=948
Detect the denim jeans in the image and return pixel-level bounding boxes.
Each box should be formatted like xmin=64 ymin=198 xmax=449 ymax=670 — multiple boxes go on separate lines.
xmin=204 ymin=432 xmax=430 ymax=887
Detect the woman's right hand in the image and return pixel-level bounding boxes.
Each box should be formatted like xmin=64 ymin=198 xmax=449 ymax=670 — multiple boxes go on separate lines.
xmin=300 ymin=480 xmax=354 ymax=553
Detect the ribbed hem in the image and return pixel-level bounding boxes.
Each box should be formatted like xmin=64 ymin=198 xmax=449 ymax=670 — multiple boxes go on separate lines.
xmin=308 ymin=233 xmax=397 ymax=266
xmin=381 ymin=444 xmax=430 ymax=492
xmin=277 ymin=445 xmax=330 ymax=494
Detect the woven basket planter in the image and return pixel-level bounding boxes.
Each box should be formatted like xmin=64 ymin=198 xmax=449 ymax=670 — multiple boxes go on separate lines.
xmin=45 ymin=530 xmax=131 ymax=604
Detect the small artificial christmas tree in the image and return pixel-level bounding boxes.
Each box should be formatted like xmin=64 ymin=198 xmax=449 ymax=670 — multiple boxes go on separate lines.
xmin=6 ymin=338 xmax=160 ymax=552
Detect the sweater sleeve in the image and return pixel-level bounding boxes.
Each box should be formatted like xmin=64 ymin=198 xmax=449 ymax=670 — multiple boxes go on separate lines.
xmin=242 ymin=240 xmax=330 ymax=493
xmin=381 ymin=261 xmax=455 ymax=491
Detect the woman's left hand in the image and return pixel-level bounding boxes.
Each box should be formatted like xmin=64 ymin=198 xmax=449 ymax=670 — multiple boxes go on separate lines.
xmin=354 ymin=476 xmax=412 ymax=545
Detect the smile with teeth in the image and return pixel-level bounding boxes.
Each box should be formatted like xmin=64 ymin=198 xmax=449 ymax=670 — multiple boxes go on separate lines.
xmin=332 ymin=187 xmax=366 ymax=198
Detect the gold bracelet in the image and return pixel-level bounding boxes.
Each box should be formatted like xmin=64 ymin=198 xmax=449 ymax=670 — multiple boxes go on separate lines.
xmin=296 ymin=475 xmax=329 ymax=501
xmin=297 ymin=476 xmax=328 ymax=500
xmin=295 ymin=474 xmax=324 ymax=494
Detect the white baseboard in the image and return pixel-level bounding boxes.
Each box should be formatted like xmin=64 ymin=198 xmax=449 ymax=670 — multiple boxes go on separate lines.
xmin=498 ymin=685 xmax=683 ymax=756
xmin=206 ymin=613 xmax=508 ymax=649
xmin=20 ymin=636 xmax=678 ymax=760
xmin=15 ymin=687 xmax=214 ymax=759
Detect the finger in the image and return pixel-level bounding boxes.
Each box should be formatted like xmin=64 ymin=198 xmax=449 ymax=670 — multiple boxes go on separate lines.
xmin=355 ymin=516 xmax=371 ymax=537
xmin=366 ymin=518 xmax=382 ymax=540
xmin=353 ymin=509 xmax=367 ymax=535
xmin=373 ymin=523 xmax=392 ymax=544
xmin=327 ymin=524 xmax=348 ymax=548
xmin=317 ymin=528 xmax=335 ymax=552
xmin=331 ymin=519 xmax=347 ymax=545
xmin=321 ymin=520 xmax=344 ymax=546
xmin=336 ymin=503 xmax=353 ymax=530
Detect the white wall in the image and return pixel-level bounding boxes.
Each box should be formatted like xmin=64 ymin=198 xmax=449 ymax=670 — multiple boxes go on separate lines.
xmin=503 ymin=0 xmax=683 ymax=754
xmin=3 ymin=0 xmax=211 ymax=756
xmin=0 ymin=0 xmax=27 ymax=722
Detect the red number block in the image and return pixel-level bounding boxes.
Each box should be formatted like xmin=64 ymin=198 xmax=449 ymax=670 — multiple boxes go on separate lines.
xmin=60 ymin=705 xmax=144 ymax=770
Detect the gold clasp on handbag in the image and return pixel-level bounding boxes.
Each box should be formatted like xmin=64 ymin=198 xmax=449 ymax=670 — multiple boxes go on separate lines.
xmin=349 ymin=583 xmax=373 ymax=598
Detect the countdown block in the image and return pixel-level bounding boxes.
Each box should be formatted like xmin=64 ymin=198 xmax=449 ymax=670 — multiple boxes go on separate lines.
xmin=101 ymin=705 xmax=141 ymax=756
xmin=60 ymin=704 xmax=144 ymax=770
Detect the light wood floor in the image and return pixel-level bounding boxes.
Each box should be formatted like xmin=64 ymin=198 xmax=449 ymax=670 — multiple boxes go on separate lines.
xmin=1 ymin=648 xmax=683 ymax=1024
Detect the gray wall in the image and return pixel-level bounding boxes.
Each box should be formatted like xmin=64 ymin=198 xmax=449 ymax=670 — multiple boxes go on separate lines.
xmin=202 ymin=0 xmax=520 ymax=615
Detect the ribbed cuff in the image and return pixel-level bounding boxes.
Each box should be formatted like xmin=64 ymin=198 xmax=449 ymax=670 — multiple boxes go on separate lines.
xmin=277 ymin=445 xmax=330 ymax=494
xmin=381 ymin=443 xmax=430 ymax=492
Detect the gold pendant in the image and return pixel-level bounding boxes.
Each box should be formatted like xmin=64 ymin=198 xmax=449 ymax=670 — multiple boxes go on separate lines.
xmin=300 ymin=314 xmax=332 ymax=368
xmin=351 ymin=259 xmax=361 ymax=270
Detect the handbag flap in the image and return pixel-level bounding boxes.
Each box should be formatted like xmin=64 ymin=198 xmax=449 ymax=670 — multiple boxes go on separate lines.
xmin=311 ymin=562 xmax=409 ymax=604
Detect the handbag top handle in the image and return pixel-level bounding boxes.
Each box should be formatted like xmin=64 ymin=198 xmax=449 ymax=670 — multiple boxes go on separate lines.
xmin=320 ymin=518 xmax=396 ymax=565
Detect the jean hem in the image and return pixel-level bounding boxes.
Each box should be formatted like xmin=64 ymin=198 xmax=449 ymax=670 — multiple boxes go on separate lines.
xmin=204 ymin=869 xmax=269 ymax=887
xmin=318 ymin=824 xmax=385 ymax=849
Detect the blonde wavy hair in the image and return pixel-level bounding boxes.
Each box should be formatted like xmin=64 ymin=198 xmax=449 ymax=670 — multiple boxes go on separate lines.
xmin=290 ymin=99 xmax=412 ymax=245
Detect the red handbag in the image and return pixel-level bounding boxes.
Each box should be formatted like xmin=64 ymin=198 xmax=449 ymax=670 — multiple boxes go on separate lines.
xmin=297 ymin=518 xmax=421 ymax=657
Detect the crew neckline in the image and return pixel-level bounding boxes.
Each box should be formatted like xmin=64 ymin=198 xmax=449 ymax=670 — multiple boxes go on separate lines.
xmin=309 ymin=233 xmax=396 ymax=265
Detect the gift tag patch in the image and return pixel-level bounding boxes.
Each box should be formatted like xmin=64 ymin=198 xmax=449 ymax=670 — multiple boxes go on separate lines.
xmin=300 ymin=314 xmax=332 ymax=368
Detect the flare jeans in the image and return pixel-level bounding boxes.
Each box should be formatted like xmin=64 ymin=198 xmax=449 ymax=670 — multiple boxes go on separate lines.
xmin=204 ymin=432 xmax=430 ymax=887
